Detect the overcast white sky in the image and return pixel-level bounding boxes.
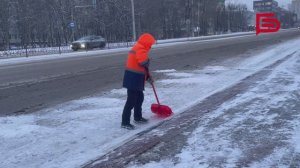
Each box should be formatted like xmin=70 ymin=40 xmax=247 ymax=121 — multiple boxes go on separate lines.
xmin=226 ymin=0 xmax=292 ymax=10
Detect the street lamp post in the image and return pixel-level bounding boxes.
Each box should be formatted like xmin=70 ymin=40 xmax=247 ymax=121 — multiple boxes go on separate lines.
xmin=131 ymin=0 xmax=136 ymax=41
xmin=227 ymin=9 xmax=231 ymax=33
xmin=71 ymin=1 xmax=96 ymax=41
xmin=71 ymin=8 xmax=75 ymax=41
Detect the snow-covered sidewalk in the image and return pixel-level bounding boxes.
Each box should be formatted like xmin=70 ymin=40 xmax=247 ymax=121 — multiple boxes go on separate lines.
xmin=0 ymin=37 xmax=300 ymax=168
xmin=128 ymin=45 xmax=300 ymax=167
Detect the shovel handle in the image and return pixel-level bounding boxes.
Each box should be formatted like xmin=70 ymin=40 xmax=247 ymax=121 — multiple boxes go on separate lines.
xmin=151 ymin=81 xmax=161 ymax=105
xmin=147 ymin=70 xmax=161 ymax=105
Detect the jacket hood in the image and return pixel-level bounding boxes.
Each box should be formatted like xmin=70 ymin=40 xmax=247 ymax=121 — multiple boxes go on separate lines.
xmin=137 ymin=33 xmax=156 ymax=50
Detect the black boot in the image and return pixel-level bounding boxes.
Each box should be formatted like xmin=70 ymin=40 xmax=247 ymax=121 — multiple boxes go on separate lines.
xmin=121 ymin=123 xmax=135 ymax=130
xmin=134 ymin=117 xmax=148 ymax=124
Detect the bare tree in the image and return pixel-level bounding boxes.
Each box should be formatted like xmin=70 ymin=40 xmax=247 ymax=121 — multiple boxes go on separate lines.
xmin=0 ymin=0 xmax=10 ymax=50
xmin=0 ymin=0 xmax=251 ymax=51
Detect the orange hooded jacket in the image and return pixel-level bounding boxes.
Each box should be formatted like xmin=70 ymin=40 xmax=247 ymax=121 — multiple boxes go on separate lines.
xmin=123 ymin=33 xmax=156 ymax=91
xmin=125 ymin=33 xmax=156 ymax=74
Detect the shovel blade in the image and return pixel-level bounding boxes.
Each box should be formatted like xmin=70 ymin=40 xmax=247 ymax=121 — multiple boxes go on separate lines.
xmin=151 ymin=104 xmax=173 ymax=117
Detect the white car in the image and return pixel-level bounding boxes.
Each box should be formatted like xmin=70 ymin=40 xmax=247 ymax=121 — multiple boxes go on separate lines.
xmin=71 ymin=36 xmax=106 ymax=51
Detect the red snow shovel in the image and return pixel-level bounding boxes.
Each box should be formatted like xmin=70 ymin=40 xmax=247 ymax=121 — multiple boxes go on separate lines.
xmin=150 ymin=82 xmax=173 ymax=117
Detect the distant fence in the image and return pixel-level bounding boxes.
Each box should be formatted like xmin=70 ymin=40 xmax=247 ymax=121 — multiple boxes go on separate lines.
xmin=0 ymin=46 xmax=71 ymax=58
xmin=0 ymin=41 xmax=136 ymax=58
xmin=106 ymin=41 xmax=135 ymax=49
xmin=0 ymin=31 xmax=263 ymax=59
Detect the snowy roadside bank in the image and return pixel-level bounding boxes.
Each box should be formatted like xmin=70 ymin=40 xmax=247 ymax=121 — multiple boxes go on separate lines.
xmin=0 ymin=31 xmax=254 ymax=60
xmin=0 ymin=32 xmax=255 ymax=67
xmin=0 ymin=37 xmax=300 ymax=168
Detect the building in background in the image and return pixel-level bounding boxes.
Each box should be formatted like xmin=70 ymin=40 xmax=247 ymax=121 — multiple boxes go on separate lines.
xmin=253 ymin=0 xmax=297 ymax=28
xmin=290 ymin=0 xmax=300 ymax=21
xmin=253 ymin=0 xmax=279 ymax=12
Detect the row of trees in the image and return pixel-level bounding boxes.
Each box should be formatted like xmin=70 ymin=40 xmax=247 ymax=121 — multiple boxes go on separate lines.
xmin=0 ymin=0 xmax=250 ymax=50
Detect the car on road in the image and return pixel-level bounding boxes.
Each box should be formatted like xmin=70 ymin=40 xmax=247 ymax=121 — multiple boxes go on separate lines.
xmin=71 ymin=35 xmax=106 ymax=51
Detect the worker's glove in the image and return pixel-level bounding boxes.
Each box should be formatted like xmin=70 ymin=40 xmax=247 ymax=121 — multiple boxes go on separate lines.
xmin=146 ymin=74 xmax=154 ymax=84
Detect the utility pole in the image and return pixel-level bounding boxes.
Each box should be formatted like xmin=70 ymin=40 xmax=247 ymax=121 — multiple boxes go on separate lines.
xmin=92 ymin=0 xmax=96 ymax=8
xmin=131 ymin=0 xmax=136 ymax=41
xmin=227 ymin=9 xmax=231 ymax=33
xmin=71 ymin=0 xmax=96 ymax=41
xmin=71 ymin=8 xmax=75 ymax=41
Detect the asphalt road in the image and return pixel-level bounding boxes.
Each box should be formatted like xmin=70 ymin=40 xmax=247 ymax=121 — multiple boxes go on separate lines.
xmin=1 ymin=30 xmax=300 ymax=116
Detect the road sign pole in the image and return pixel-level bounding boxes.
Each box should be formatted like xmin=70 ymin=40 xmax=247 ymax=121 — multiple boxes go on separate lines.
xmin=131 ymin=0 xmax=136 ymax=41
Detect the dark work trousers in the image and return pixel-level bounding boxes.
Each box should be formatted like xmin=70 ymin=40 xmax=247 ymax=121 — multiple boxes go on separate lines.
xmin=122 ymin=89 xmax=144 ymax=125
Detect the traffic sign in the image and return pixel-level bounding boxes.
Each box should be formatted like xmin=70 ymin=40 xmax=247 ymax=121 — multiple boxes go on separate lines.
xmin=69 ymin=22 xmax=76 ymax=28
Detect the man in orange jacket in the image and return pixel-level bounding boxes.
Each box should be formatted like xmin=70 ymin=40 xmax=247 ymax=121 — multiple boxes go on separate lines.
xmin=122 ymin=33 xmax=156 ymax=130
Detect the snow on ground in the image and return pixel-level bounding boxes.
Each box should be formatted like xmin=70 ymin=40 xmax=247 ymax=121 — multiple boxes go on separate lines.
xmin=1 ymin=37 xmax=300 ymax=168
xmin=128 ymin=45 xmax=300 ymax=167
xmin=153 ymin=69 xmax=177 ymax=73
